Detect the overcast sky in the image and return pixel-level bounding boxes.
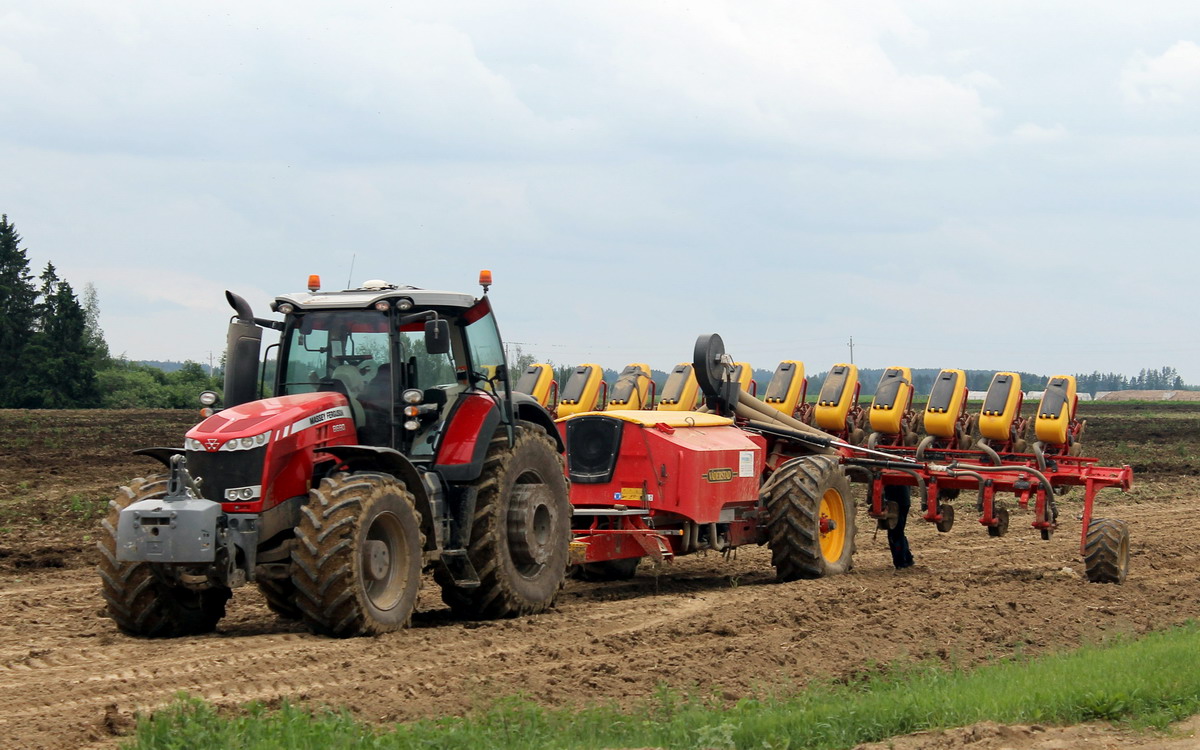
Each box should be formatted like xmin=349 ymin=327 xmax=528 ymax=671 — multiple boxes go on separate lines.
xmin=3 ymin=2 xmax=1198 ymax=384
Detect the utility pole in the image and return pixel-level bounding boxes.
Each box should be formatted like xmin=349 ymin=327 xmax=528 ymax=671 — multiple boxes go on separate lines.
xmin=848 ymin=336 xmax=854 ymax=365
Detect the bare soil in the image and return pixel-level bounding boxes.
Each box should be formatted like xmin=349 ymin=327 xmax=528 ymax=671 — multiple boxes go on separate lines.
xmin=1 ymin=405 xmax=1199 ymax=750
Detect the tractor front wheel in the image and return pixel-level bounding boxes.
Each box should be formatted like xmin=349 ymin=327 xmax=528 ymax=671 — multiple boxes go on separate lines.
xmin=97 ymin=475 xmax=231 ymax=637
xmin=1083 ymin=518 xmax=1130 ymax=584
xmin=762 ymin=455 xmax=856 ymax=581
xmin=256 ymin=577 xmax=302 ymax=620
xmin=292 ymin=472 xmax=424 ymax=636
xmin=436 ymin=424 xmax=571 ymax=618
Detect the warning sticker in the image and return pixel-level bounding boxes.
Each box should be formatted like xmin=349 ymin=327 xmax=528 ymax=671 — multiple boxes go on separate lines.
xmin=739 ymin=450 xmax=755 ymax=478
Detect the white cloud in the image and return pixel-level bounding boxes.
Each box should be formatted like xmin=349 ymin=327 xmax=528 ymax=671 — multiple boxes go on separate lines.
xmin=0 ymin=1 xmax=993 ymax=163
xmin=1011 ymin=122 xmax=1068 ymax=143
xmin=1119 ymin=40 xmax=1200 ymax=105
xmin=959 ymin=70 xmax=1001 ymax=90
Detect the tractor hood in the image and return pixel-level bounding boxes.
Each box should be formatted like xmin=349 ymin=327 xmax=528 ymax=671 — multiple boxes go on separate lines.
xmin=186 ymin=392 xmax=354 ymax=450
xmin=185 ymin=392 xmax=359 ymax=511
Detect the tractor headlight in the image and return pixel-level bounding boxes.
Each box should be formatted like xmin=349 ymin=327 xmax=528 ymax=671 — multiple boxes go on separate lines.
xmin=402 ymin=389 xmax=423 ymax=404
xmin=198 ymin=390 xmax=219 ymax=407
xmin=187 ymin=438 xmax=205 ymax=451
xmin=404 ymin=420 xmax=421 ymax=431
xmin=403 ymin=406 xmax=420 ymax=417
xmin=219 ymin=430 xmax=273 ymax=452
xmin=277 ymin=302 xmax=295 ymax=314
xmin=374 ymin=301 xmax=390 ymax=312
xmin=396 ymin=297 xmax=414 ymax=311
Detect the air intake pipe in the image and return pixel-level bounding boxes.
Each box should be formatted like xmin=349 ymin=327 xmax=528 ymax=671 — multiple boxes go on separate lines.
xmin=223 ymin=290 xmax=262 ymax=407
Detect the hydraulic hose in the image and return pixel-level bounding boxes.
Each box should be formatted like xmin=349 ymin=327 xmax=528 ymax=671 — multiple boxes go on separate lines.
xmin=945 ymin=462 xmax=1058 ymax=519
xmin=1031 ymin=441 xmax=1048 ymax=472
xmin=975 ymin=439 xmax=1002 ymax=466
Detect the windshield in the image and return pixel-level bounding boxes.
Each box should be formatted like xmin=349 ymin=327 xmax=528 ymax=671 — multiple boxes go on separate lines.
xmin=279 ymin=311 xmax=392 ymax=395
xmin=279 ymin=310 xmax=461 ymax=396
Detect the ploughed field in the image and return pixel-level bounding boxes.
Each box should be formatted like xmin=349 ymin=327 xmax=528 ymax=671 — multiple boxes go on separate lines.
xmin=0 ymin=403 xmax=1198 ymax=749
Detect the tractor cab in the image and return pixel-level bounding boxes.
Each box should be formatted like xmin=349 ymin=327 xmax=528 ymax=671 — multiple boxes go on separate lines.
xmin=264 ymin=278 xmax=509 ymax=456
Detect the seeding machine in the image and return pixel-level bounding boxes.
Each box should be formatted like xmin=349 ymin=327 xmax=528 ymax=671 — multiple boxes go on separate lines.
xmin=99 ymin=271 xmax=1132 ymax=641
xmin=519 ymin=341 xmax=1133 ymax=587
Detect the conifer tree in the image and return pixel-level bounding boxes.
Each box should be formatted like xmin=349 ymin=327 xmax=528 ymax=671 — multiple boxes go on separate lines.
xmin=20 ymin=277 xmax=101 ymax=408
xmin=81 ymin=282 xmax=110 ymax=367
xmin=0 ymin=215 xmax=36 ymax=407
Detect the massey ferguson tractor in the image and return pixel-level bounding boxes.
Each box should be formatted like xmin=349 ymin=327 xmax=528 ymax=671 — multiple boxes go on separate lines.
xmin=99 ymin=272 xmax=571 ymax=637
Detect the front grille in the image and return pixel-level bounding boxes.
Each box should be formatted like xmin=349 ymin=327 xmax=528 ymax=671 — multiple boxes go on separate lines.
xmin=185 ymin=447 xmax=266 ymax=503
xmin=565 ymin=416 xmax=623 ymax=484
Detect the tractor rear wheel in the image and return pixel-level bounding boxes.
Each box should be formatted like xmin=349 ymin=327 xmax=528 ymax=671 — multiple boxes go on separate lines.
xmin=1083 ymin=518 xmax=1130 ymax=583
xmin=762 ymin=455 xmax=856 ymax=581
xmin=98 ymin=475 xmax=231 ymax=637
xmin=291 ymin=472 xmax=424 ymax=637
xmin=435 ymin=424 xmax=570 ymax=618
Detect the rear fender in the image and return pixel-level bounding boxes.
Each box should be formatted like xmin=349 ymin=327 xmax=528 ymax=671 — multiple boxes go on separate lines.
xmin=321 ymin=445 xmax=438 ymax=551
xmin=434 ymin=392 xmax=503 ymax=482
xmin=512 ymin=392 xmax=563 ymax=452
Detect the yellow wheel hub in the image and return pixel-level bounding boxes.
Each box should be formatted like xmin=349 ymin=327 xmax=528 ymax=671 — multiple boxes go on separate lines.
xmin=818 ymin=488 xmax=847 ymax=562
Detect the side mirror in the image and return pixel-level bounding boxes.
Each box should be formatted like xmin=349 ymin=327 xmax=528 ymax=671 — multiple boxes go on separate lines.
xmin=425 ymin=319 xmax=451 ymax=355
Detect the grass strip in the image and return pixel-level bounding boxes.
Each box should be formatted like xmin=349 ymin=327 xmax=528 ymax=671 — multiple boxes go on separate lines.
xmin=126 ymin=622 xmax=1200 ymax=750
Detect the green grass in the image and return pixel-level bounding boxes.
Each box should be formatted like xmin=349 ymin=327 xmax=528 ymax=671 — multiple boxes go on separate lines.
xmin=125 ymin=623 xmax=1200 ymax=750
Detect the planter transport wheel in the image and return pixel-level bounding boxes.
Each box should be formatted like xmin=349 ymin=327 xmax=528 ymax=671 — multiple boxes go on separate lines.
xmin=1083 ymin=518 xmax=1130 ymax=584
xmin=761 ymin=455 xmax=856 ymax=581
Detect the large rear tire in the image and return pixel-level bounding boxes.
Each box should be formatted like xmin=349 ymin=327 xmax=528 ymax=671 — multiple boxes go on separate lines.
xmin=435 ymin=424 xmax=571 ymax=618
xmin=291 ymin=472 xmax=424 ymax=637
xmin=762 ymin=455 xmax=856 ymax=581
xmin=1083 ymin=518 xmax=1130 ymax=584
xmin=97 ymin=475 xmax=231 ymax=637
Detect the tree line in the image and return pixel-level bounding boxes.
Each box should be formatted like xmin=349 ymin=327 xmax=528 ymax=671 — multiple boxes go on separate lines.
xmin=0 ymin=215 xmax=220 ymax=409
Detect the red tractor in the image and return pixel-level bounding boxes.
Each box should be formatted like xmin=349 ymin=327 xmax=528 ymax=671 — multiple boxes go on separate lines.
xmin=100 ymin=274 xmax=570 ymax=637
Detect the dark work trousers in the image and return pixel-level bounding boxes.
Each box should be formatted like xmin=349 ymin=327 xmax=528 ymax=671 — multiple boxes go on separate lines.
xmin=884 ymin=484 xmax=914 ymax=569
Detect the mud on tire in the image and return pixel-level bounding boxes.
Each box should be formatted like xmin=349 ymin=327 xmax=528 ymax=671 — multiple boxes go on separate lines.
xmin=761 ymin=455 xmax=856 ymax=581
xmin=98 ymin=475 xmax=231 ymax=637
xmin=435 ymin=424 xmax=571 ymax=618
xmin=1084 ymin=517 xmax=1130 ymax=584
xmin=291 ymin=472 xmax=424 ymax=637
